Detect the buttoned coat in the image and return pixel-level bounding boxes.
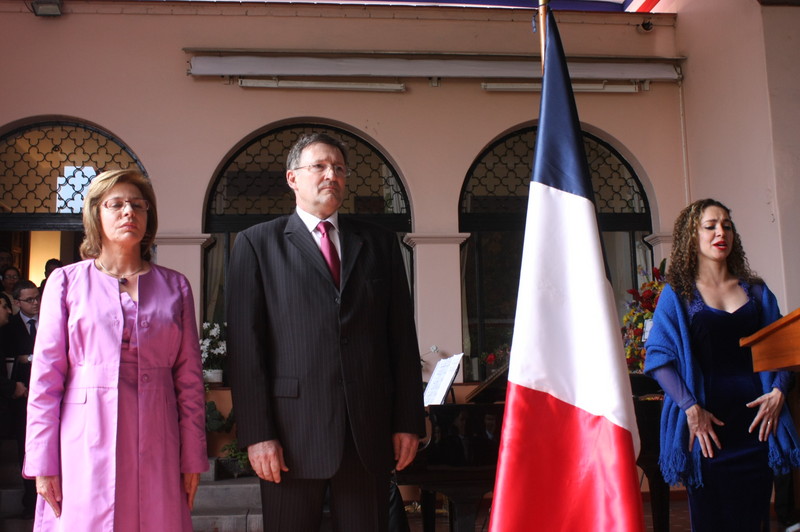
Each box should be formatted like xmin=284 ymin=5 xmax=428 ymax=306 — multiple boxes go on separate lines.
xmin=227 ymin=213 xmax=425 ymax=478
xmin=23 ymin=260 xmax=208 ymax=531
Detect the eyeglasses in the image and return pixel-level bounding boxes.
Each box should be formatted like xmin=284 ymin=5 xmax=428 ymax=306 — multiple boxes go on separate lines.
xmin=102 ymin=199 xmax=150 ymax=212
xmin=3 ymin=273 xmax=19 ymax=280
xmin=292 ymin=163 xmax=351 ymax=177
xmin=17 ymin=296 xmax=41 ymax=304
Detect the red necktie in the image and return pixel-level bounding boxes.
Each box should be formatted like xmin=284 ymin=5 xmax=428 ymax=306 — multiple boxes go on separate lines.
xmin=317 ymin=221 xmax=341 ymax=288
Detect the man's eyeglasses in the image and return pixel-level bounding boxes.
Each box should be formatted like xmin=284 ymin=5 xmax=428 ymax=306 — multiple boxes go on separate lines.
xmin=102 ymin=199 xmax=150 ymax=212
xmin=292 ymin=164 xmax=351 ymax=177
xmin=17 ymin=296 xmax=41 ymax=304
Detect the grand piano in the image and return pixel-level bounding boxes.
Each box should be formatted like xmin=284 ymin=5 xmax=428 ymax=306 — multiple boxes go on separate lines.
xmin=395 ymin=366 xmax=507 ymax=532
xmin=395 ymin=366 xmax=669 ymax=532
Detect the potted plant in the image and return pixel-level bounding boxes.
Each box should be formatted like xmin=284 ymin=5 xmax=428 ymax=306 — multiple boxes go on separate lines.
xmin=200 ymin=322 xmax=227 ymax=383
xmin=205 ymin=399 xmax=236 ymax=457
xmin=216 ymin=439 xmax=254 ymax=479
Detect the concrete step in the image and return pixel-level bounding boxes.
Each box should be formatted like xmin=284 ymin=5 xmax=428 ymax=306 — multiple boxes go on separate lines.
xmin=191 ymin=506 xmax=263 ymax=532
xmin=193 ymin=477 xmax=262 ymax=512
xmin=190 ymin=472 xmax=333 ymax=532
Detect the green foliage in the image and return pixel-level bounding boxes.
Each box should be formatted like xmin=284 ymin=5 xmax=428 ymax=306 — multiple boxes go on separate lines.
xmin=205 ymin=401 xmax=235 ymax=433
xmin=220 ymin=439 xmax=254 ymax=474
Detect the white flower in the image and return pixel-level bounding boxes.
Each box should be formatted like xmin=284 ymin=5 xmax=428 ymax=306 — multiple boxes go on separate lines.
xmin=200 ymin=322 xmax=227 ymax=370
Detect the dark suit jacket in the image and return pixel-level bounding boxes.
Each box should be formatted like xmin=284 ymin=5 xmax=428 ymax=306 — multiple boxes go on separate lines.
xmin=227 ymin=213 xmax=425 ymax=478
xmin=6 ymin=313 xmax=36 ymax=386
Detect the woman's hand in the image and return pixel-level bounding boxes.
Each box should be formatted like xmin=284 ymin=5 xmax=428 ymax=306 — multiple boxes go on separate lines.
xmin=747 ymin=387 xmax=785 ymax=441
xmin=686 ymin=404 xmax=724 ymax=458
xmin=36 ymin=475 xmax=62 ymax=518
xmin=183 ymin=472 xmax=200 ymax=510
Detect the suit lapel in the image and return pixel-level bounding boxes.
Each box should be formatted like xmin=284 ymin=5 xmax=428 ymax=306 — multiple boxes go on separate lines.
xmin=339 ymin=218 xmax=363 ymax=290
xmin=285 ymin=212 xmax=340 ymax=288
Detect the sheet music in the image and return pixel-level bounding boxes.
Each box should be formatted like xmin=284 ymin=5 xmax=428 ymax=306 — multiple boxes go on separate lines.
xmin=424 ymin=353 xmax=464 ymax=406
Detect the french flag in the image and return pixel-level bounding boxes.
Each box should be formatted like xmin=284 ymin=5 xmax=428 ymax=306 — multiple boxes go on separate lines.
xmin=489 ymin=7 xmax=644 ymax=531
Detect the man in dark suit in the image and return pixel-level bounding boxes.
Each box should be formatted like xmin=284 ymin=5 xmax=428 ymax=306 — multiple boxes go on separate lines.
xmin=6 ymin=280 xmax=40 ymax=519
xmin=227 ymin=133 xmax=425 ymax=532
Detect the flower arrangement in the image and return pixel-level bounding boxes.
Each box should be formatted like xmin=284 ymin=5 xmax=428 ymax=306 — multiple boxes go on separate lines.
xmin=622 ymin=260 xmax=666 ymax=373
xmin=481 ymin=343 xmax=511 ymax=369
xmin=200 ymin=322 xmax=227 ymax=371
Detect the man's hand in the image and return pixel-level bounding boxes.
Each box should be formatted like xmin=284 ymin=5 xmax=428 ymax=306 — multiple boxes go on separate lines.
xmin=393 ymin=432 xmax=419 ymax=471
xmin=36 ymin=475 xmax=62 ymax=518
xmin=248 ymin=440 xmax=289 ymax=483
xmin=13 ymin=381 xmax=27 ymax=398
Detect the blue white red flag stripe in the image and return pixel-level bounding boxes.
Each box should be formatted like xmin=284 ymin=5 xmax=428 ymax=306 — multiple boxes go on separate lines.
xmin=489 ymin=8 xmax=644 ymax=531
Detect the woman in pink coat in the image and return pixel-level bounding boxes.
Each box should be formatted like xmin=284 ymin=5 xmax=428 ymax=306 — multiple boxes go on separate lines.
xmin=23 ymin=169 xmax=208 ymax=531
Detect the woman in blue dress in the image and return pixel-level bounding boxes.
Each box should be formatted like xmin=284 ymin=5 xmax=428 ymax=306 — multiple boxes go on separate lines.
xmin=644 ymin=198 xmax=800 ymax=531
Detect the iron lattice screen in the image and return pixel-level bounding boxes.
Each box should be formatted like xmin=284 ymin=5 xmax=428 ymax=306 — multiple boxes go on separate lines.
xmin=460 ymin=127 xmax=649 ymax=219
xmin=0 ymin=122 xmax=142 ymax=216
xmin=206 ymin=125 xmax=410 ymax=233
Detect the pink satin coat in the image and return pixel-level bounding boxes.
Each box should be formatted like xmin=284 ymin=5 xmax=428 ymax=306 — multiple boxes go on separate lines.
xmin=23 ymin=260 xmax=208 ymax=531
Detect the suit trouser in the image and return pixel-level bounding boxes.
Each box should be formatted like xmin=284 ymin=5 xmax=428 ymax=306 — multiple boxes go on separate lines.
xmin=14 ymin=397 xmax=36 ymax=514
xmin=258 ymin=425 xmax=389 ymax=532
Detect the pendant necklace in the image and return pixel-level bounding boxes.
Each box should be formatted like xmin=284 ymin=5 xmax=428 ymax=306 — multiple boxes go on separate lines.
xmin=97 ymin=259 xmax=145 ymax=285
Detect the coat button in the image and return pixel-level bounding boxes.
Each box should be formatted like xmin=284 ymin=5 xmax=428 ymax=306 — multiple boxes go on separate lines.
xmin=140 ymin=320 xmax=149 ymax=328
xmin=142 ymin=374 xmax=150 ymax=383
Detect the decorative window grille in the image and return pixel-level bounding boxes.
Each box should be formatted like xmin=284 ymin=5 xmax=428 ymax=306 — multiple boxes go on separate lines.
xmin=459 ymin=126 xmax=652 ymax=379
xmin=0 ymin=121 xmax=143 ymax=230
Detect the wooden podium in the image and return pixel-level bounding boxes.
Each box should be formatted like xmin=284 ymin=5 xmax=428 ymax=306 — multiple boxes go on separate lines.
xmin=741 ymin=307 xmax=800 ymax=372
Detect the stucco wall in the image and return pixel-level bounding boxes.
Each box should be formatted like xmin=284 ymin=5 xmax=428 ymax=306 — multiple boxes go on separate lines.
xmin=666 ymin=0 xmax=800 ymax=311
xmin=1 ymin=1 xmax=694 ymax=369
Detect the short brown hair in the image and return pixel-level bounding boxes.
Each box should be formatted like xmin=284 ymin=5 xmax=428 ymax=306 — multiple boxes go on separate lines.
xmin=79 ymin=169 xmax=158 ymax=261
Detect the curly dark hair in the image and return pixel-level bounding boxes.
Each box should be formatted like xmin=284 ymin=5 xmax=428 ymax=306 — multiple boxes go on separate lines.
xmin=666 ymin=198 xmax=761 ymax=302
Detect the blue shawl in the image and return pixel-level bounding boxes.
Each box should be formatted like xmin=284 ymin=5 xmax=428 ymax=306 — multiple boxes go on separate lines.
xmin=643 ymin=282 xmax=800 ymax=487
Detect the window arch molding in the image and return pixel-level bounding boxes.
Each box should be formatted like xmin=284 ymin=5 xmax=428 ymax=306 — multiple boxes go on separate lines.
xmin=201 ymin=121 xmax=414 ymax=322
xmin=204 ymin=121 xmax=412 ymax=234
xmin=459 ymin=124 xmax=652 ymax=233
xmin=459 ymin=124 xmax=653 ymax=379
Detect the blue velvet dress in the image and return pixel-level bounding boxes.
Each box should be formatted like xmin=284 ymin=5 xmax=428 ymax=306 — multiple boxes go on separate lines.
xmin=686 ymin=292 xmax=772 ymax=531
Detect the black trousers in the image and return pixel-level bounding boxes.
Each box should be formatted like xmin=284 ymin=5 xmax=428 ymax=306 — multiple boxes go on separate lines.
xmin=14 ymin=397 xmax=35 ymax=514
xmin=259 ymin=426 xmax=390 ymax=532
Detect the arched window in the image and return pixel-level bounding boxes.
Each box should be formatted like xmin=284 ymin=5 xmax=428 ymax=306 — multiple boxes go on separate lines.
xmin=0 ymin=120 xmax=144 ymax=275
xmin=460 ymin=126 xmax=652 ymax=380
xmin=203 ymin=124 xmax=412 ymax=322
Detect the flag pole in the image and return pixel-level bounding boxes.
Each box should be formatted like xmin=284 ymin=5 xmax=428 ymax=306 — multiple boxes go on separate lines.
xmin=538 ymin=0 xmax=548 ymax=74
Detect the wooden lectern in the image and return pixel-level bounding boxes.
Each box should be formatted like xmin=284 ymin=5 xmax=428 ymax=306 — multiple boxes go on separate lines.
xmin=740 ymin=307 xmax=800 ymax=372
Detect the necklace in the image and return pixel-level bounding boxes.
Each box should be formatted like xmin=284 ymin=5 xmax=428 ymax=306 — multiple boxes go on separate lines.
xmin=97 ymin=259 xmax=145 ymax=285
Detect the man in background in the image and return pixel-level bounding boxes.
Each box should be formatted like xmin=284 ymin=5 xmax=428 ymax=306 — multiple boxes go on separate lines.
xmin=7 ymin=280 xmax=40 ymax=519
xmin=39 ymin=258 xmax=63 ymax=293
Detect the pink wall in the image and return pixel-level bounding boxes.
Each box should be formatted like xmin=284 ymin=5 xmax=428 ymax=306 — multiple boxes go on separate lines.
xmin=0 ymin=1 xmax=718 ymax=369
xmin=660 ymin=0 xmax=800 ymax=311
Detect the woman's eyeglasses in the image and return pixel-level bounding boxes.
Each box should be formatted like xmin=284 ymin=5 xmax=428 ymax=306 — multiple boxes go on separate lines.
xmin=102 ymin=199 xmax=150 ymax=212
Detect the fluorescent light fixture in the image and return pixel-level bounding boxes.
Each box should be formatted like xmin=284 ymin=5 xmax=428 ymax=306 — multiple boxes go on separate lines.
xmin=481 ymin=81 xmax=641 ymax=93
xmin=190 ymin=55 xmax=681 ymax=83
xmin=239 ymin=78 xmax=406 ymax=92
xmin=31 ymin=0 xmax=62 ymax=16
